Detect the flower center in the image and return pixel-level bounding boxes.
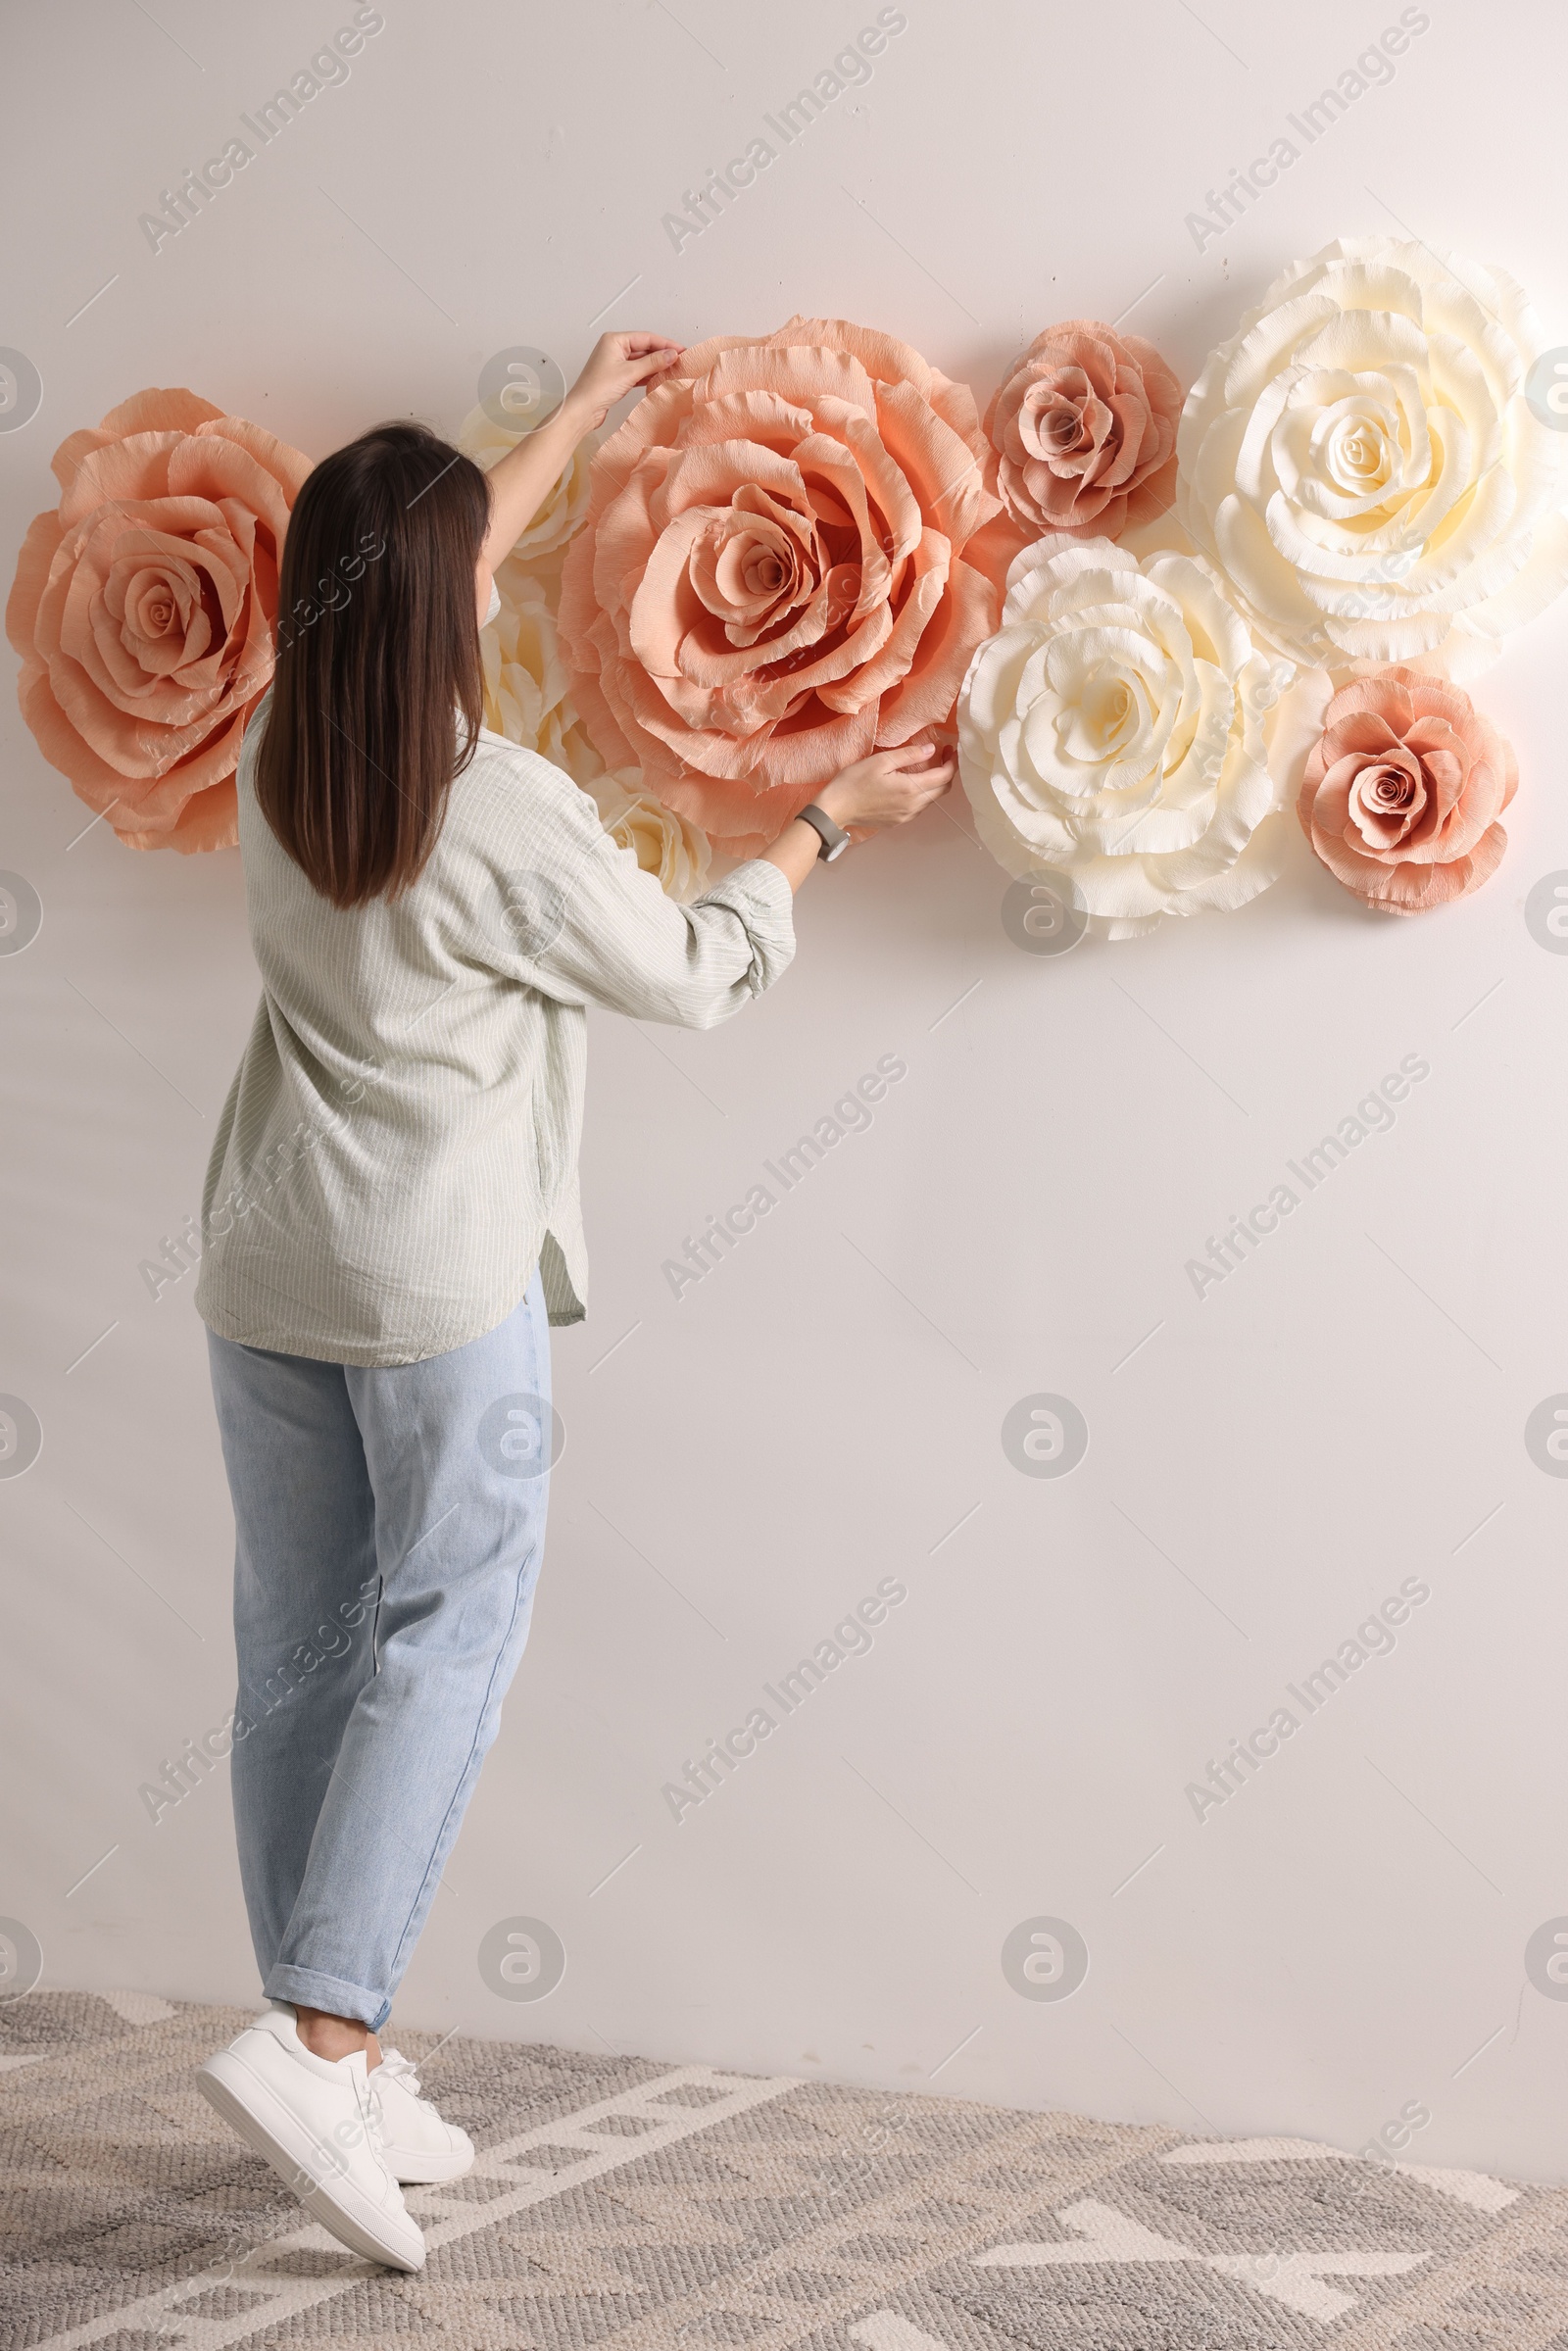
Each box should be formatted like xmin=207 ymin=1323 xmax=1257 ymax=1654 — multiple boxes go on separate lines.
xmin=1057 ymin=659 xmax=1148 ymax=762
xmin=1363 ymin=763 xmax=1415 ymax=809
xmin=1345 ymin=748 xmax=1430 ymax=849
xmin=745 ymin=549 xmax=787 ymax=595
xmin=1321 ymin=407 xmax=1396 ymax=494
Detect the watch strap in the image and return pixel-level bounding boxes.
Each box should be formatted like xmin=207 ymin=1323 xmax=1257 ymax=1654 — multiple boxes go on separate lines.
xmin=798 ymin=802 xmax=850 ymax=861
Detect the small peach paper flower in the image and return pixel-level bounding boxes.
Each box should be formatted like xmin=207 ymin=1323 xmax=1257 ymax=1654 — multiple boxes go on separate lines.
xmin=985 ymin=321 xmax=1182 ymax=541
xmin=1290 ymin=666 xmax=1516 ymax=913
xmin=558 ymin=317 xmax=1005 ymax=854
xmin=6 ymin=387 xmax=311 ymax=852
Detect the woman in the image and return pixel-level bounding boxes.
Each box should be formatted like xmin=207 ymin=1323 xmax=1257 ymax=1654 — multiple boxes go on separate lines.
xmin=192 ymin=332 xmax=953 ymax=2273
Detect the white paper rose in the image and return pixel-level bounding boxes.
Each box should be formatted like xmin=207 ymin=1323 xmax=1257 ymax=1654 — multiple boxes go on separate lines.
xmin=592 ymin=776 xmax=712 ymax=903
xmin=1177 ymin=237 xmax=1568 ymax=679
xmin=958 ymin=536 xmax=1292 ymax=938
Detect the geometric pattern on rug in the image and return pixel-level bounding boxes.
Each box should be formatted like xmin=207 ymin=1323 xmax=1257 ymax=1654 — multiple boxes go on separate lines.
xmin=4 ymin=1992 xmax=1566 ymax=2351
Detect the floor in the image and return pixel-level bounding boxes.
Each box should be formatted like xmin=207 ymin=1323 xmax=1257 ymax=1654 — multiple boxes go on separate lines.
xmin=4 ymin=1989 xmax=1565 ymax=2350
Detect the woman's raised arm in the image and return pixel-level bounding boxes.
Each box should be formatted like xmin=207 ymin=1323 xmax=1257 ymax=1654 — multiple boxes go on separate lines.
xmin=479 ymin=331 xmax=684 ymax=580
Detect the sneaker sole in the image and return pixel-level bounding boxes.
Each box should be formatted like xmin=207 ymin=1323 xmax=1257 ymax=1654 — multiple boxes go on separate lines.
xmin=198 ymin=2050 xmax=425 ymax=2273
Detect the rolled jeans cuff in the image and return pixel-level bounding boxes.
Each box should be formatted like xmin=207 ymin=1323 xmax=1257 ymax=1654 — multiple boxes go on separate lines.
xmin=266 ymin=1961 xmax=390 ymax=2033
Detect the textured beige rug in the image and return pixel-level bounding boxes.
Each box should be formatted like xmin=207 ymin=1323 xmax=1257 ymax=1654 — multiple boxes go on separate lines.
xmin=2 ymin=1989 xmax=1563 ymax=2350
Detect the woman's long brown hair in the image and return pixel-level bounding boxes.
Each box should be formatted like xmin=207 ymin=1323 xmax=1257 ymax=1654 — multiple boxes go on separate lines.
xmin=256 ymin=421 xmax=490 ymax=907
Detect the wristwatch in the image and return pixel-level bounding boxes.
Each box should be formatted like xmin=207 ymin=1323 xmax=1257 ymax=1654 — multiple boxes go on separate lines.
xmin=797 ymin=803 xmax=851 ymax=862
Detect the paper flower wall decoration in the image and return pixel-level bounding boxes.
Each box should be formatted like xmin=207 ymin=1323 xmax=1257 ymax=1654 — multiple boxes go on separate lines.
xmin=985 ymin=320 xmax=1182 ymax=541
xmin=7 ymin=388 xmax=310 ymax=852
xmin=1176 ymin=238 xmax=1568 ymax=680
xmin=1276 ymin=664 xmax=1515 ymax=913
xmin=558 ymin=316 xmax=1007 ymax=855
xmin=958 ymin=535 xmax=1292 ymax=938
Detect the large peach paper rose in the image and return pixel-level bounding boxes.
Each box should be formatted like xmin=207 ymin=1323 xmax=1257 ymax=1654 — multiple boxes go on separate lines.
xmin=985 ymin=320 xmax=1182 ymax=540
xmin=1283 ymin=665 xmax=1515 ymax=913
xmin=557 ymin=317 xmax=1005 ymax=853
xmin=958 ymin=535 xmax=1293 ymax=938
xmin=7 ymin=387 xmax=310 ymax=852
xmin=1177 ymin=238 xmax=1568 ymax=679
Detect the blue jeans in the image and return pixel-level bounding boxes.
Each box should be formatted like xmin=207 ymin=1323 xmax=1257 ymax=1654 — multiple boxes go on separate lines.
xmin=205 ymin=1277 xmax=551 ymax=2031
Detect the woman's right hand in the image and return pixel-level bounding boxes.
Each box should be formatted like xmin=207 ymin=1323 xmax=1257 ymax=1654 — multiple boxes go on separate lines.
xmin=816 ymin=741 xmax=956 ymax=832
xmin=564 ymin=332 xmax=685 ymax=433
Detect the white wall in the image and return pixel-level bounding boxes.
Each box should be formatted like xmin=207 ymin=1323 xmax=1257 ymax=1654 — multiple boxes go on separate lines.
xmin=5 ymin=0 xmax=1568 ymax=2182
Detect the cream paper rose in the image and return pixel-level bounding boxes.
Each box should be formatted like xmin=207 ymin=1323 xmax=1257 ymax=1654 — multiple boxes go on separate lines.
xmin=591 ymin=776 xmax=711 ymax=902
xmin=958 ymin=535 xmax=1292 ymax=937
xmin=1176 ymin=238 xmax=1568 ymax=679
xmin=480 ymin=569 xmax=604 ymax=785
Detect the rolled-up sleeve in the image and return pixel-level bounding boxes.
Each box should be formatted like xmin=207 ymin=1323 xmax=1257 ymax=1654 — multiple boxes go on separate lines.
xmin=478 ymin=752 xmax=796 ymax=1027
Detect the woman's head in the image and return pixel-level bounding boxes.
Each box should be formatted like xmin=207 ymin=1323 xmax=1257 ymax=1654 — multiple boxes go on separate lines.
xmin=255 ymin=421 xmax=491 ymax=907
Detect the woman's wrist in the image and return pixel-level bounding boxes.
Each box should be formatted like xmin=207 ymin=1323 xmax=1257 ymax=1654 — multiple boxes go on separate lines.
xmin=553 ymin=386 xmax=595 ymax=446
xmin=812 ymin=777 xmax=852 ymax=829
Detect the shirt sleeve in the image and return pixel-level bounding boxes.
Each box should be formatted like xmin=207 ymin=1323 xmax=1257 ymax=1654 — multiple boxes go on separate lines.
xmin=475 ymin=750 xmax=797 ymax=1028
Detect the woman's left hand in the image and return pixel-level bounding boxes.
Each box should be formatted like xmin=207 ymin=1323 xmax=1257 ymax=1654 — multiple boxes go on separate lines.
xmin=566 ymin=333 xmax=685 ymax=431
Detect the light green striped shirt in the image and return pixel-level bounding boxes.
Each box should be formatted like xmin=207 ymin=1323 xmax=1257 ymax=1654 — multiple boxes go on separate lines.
xmin=196 ymin=699 xmax=796 ymax=1366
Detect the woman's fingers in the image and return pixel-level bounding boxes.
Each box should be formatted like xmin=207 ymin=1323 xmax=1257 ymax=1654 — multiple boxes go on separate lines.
xmin=810 ymin=739 xmax=954 ymax=833
xmin=629 ymin=348 xmax=685 ymax=384
xmin=884 ymin=745 xmax=955 ymax=792
xmin=883 ymin=741 xmax=950 ymax=773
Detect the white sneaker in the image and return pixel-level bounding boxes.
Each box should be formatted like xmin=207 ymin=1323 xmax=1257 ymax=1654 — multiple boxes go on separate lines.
xmin=197 ymin=2006 xmax=425 ymax=2272
xmin=371 ymin=2047 xmax=475 ymax=2182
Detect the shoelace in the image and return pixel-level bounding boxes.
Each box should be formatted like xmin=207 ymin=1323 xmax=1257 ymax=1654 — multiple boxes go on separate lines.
xmin=375 ymin=2049 xmax=425 ymax=2101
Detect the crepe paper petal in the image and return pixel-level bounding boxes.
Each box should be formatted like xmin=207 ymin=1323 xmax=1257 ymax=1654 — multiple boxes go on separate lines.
xmin=5 ymin=389 xmax=311 ymax=854
xmin=558 ymin=317 xmax=1004 ymax=855
xmin=958 ymin=533 xmax=1297 ymax=940
xmin=1176 ymin=238 xmax=1568 ymax=676
xmin=984 ymin=320 xmax=1183 ymax=543
xmin=1286 ymin=661 xmax=1517 ymax=914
